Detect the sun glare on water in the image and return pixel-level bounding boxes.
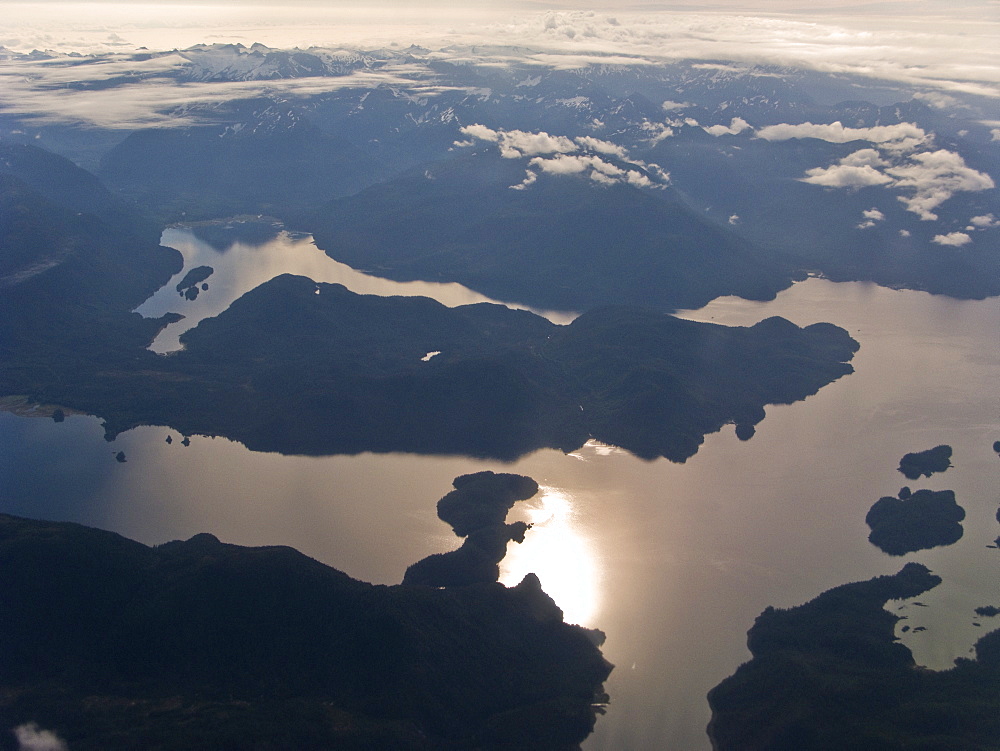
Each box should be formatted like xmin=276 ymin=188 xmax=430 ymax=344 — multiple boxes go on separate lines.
xmin=500 ymin=486 xmax=602 ymax=627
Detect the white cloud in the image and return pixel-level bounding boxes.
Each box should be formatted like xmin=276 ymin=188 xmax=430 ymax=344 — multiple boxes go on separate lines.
xmin=574 ymin=135 xmax=627 ymax=158
xmin=460 ymin=124 xmax=576 ymax=158
xmin=932 ymin=232 xmax=972 ymax=246
xmin=728 ymin=214 xmax=740 ymax=225
xmin=899 ymin=229 xmax=911 ymax=237
xmin=799 ymin=146 xmax=995 ymax=221
xmin=661 ymin=99 xmax=690 ymax=111
xmin=912 ymin=91 xmax=961 ymax=110
xmin=839 ymin=149 xmax=890 ymax=169
xmin=704 ymin=117 xmax=751 ymax=137
xmin=1 ymin=5 xmax=998 ymax=100
xmin=639 ymin=120 xmax=675 ymax=144
xmin=856 ymin=206 xmax=886 ymax=228
xmin=993 ymin=129 xmax=1000 ymax=142
xmin=756 ymin=121 xmax=928 ymax=151
xmin=463 ymin=123 xmax=666 ymax=190
xmin=0 ymin=57 xmax=448 ymax=128
xmin=969 ymin=213 xmax=1000 ymax=228
xmin=13 ymin=724 xmax=67 ymax=751
xmin=801 ymin=164 xmax=894 ymax=188
xmin=531 ymin=153 xmax=618 ymax=176
xmin=886 ymin=149 xmax=995 ymax=220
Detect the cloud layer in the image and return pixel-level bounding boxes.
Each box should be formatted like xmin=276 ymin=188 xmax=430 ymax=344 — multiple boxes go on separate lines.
xmin=1 ymin=4 xmax=998 ymax=98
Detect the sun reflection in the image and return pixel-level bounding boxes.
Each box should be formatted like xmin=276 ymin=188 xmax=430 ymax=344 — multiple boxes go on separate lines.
xmin=500 ymin=486 xmax=602 ymax=627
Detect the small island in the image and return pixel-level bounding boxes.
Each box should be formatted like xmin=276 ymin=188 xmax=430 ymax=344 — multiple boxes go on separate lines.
xmin=865 ymin=488 xmax=965 ymax=556
xmin=175 ymin=264 xmax=214 ymax=300
xmin=898 ymin=444 xmax=952 ymax=480
xmin=708 ymin=563 xmax=1000 ymax=750
xmin=404 ymin=471 xmax=539 ymax=587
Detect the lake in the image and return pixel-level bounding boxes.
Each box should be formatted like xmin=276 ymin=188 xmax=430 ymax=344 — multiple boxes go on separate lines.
xmin=3 ymin=224 xmax=999 ymax=750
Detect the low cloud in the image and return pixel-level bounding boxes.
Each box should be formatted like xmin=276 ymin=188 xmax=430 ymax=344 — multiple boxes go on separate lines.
xmin=460 ymin=123 xmax=667 ymax=191
xmin=801 ymin=163 xmax=894 ymax=188
xmin=458 ymin=124 xmax=576 ymax=158
xmin=704 ymin=117 xmax=751 ymax=137
xmin=856 ymin=206 xmax=885 ymax=228
xmin=0 ymin=56 xmax=447 ymax=128
xmin=798 ymin=145 xmax=994 ymax=221
xmin=756 ymin=121 xmax=928 ymax=151
xmin=12 ymin=724 xmax=67 ymax=751
xmin=968 ymin=213 xmax=1000 ymax=229
xmin=639 ymin=120 xmax=675 ymax=144
xmin=932 ymin=232 xmax=972 ymax=246
xmin=886 ymin=150 xmax=995 ymax=220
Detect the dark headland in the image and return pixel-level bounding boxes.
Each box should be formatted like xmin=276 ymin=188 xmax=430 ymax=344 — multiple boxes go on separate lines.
xmin=0 ymin=475 xmax=611 ymax=751
xmin=708 ymin=563 xmax=1000 ymax=750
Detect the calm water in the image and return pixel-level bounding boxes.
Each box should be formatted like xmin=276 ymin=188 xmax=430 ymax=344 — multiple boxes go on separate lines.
xmin=4 ymin=225 xmax=1000 ymax=750
xmin=137 ymin=222 xmax=575 ymax=352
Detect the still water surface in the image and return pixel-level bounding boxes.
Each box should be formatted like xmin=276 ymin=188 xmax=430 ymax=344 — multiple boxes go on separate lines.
xmin=3 ymin=225 xmax=999 ymax=750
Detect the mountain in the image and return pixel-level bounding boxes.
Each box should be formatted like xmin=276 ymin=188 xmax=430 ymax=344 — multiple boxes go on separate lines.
xmin=305 ymin=150 xmax=795 ymax=312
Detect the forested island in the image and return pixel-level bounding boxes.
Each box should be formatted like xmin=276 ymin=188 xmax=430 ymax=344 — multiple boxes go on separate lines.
xmin=0 ymin=474 xmax=611 ymax=750
xmin=898 ymin=445 xmax=953 ymax=480
xmin=865 ymin=488 xmax=966 ymax=556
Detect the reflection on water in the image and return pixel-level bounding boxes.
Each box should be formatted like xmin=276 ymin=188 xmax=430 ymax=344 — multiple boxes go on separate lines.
xmin=501 ymin=486 xmax=602 ymax=627
xmin=137 ymin=221 xmax=576 ymax=352
xmin=6 ymin=278 xmax=1000 ymax=750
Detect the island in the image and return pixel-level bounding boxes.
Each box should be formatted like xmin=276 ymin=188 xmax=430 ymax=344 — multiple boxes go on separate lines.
xmin=898 ymin=445 xmax=952 ymax=480
xmin=175 ymin=264 xmax=214 ymax=300
xmin=707 ymin=563 xmax=1000 ymax=750
xmin=865 ymin=488 xmax=965 ymax=555
xmin=0 ymin=492 xmax=612 ymax=750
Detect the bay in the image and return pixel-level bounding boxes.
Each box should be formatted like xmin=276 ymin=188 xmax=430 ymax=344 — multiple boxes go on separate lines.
xmin=3 ymin=226 xmax=999 ymax=750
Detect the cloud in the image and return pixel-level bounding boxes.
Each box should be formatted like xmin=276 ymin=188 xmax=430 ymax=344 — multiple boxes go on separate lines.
xmin=969 ymin=213 xmax=1000 ymax=228
xmin=12 ymin=724 xmax=67 ymax=751
xmin=728 ymin=214 xmax=740 ymax=225
xmin=1 ymin=4 xmax=998 ymax=100
xmin=886 ymin=149 xmax=995 ymax=220
xmin=704 ymin=117 xmax=751 ymax=137
xmin=639 ymin=120 xmax=675 ymax=144
xmin=857 ymin=206 xmax=885 ymax=228
xmin=912 ymin=91 xmax=961 ymax=110
xmin=798 ymin=145 xmax=995 ymax=221
xmin=756 ymin=121 xmax=928 ymax=151
xmin=461 ymin=122 xmax=666 ymax=190
xmin=801 ymin=163 xmax=894 ymax=188
xmin=839 ymin=149 xmax=890 ymax=169
xmin=0 ymin=56 xmax=448 ymax=128
xmin=993 ymin=129 xmax=1000 ymax=142
xmin=661 ymin=100 xmax=690 ymax=111
xmin=932 ymin=232 xmax=972 ymax=246
xmin=459 ymin=124 xmax=576 ymax=158
xmin=574 ymin=135 xmax=628 ymax=158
